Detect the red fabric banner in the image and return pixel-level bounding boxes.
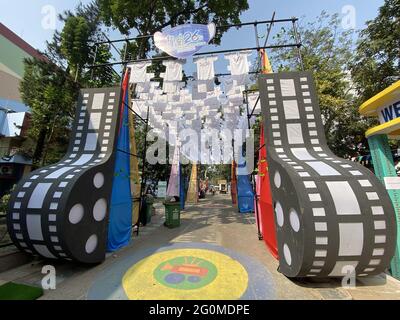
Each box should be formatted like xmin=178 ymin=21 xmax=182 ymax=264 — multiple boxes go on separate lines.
xmin=257 ymin=125 xmax=278 ymax=259
xmin=231 ymin=161 xmax=238 ymax=205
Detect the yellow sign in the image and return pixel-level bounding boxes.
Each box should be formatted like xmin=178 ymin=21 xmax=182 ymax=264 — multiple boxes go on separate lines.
xmin=359 ymin=81 xmax=400 ymax=138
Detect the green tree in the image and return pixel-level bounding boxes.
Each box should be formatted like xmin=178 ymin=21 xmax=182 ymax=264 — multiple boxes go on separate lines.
xmin=99 ymin=0 xmax=249 ymax=58
xmin=84 ymin=44 xmax=119 ymax=87
xmin=19 ymin=1 xmax=117 ymax=166
xmin=20 ymin=58 xmax=79 ymax=166
xmin=350 ymin=0 xmax=400 ymax=101
xmin=60 ymin=16 xmax=92 ymax=78
xmin=99 ymin=0 xmax=249 ymax=183
xmin=58 ymin=0 xmax=116 ymax=84
xmin=271 ymin=12 xmax=373 ymax=157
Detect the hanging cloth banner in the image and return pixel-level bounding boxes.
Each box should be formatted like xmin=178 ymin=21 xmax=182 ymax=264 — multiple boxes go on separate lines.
xmin=186 ymin=163 xmax=198 ymax=204
xmin=224 ymin=50 xmax=252 ymax=75
xmin=257 ymin=125 xmax=278 ymax=258
xmin=162 ymin=60 xmax=185 ymax=81
xmin=154 ymin=23 xmax=216 ymax=59
xmin=255 ymin=49 xmax=277 ymax=257
xmin=128 ymin=62 xmax=151 ymax=83
xmin=107 ymin=69 xmax=133 ymax=251
xmin=231 ymin=161 xmax=238 ymax=205
xmin=193 ymin=55 xmax=218 ymax=81
xmin=237 ymin=152 xmax=255 ymax=214
xmin=260 ymin=49 xmax=273 ymax=74
xmin=167 ymin=145 xmax=180 ymax=197
xmin=129 ymin=88 xmax=141 ymax=226
xmin=179 ymin=163 xmax=185 ymax=210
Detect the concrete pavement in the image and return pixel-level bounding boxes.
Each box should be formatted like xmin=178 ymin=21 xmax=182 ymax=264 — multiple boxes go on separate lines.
xmin=1 ymin=193 xmax=400 ymax=300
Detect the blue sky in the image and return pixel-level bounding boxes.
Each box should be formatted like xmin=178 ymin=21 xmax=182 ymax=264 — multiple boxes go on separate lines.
xmin=0 ymin=0 xmax=384 ymax=50
xmin=0 ymin=0 xmax=384 ymax=74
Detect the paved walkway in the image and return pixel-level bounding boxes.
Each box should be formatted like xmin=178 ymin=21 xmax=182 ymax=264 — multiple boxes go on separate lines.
xmin=1 ymin=194 xmax=400 ymax=299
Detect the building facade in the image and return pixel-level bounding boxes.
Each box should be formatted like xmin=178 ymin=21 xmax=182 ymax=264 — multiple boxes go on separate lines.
xmin=0 ymin=23 xmax=46 ymax=196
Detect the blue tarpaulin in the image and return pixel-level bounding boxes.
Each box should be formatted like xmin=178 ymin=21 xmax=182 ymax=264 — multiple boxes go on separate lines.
xmin=237 ymin=155 xmax=255 ymax=214
xmin=107 ymin=75 xmax=132 ymax=251
xmin=179 ymin=163 xmax=185 ymax=210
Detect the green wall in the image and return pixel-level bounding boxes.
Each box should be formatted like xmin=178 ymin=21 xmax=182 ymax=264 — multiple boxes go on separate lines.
xmin=0 ymin=34 xmax=32 ymax=78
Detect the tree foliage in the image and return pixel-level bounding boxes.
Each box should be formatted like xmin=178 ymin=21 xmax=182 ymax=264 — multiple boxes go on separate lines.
xmin=270 ymin=12 xmax=374 ymax=157
xmin=99 ymin=0 xmax=249 ymax=58
xmin=60 ymin=16 xmax=92 ymax=76
xmin=19 ymin=1 xmax=117 ymax=166
xmin=20 ymin=58 xmax=79 ymax=165
xmin=58 ymin=0 xmax=116 ymax=84
xmin=350 ymin=0 xmax=400 ymax=101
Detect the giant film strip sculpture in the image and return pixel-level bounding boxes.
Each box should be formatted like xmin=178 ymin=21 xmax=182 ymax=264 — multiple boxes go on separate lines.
xmin=7 ymin=87 xmax=122 ymax=263
xmin=259 ymin=71 xmax=397 ymax=277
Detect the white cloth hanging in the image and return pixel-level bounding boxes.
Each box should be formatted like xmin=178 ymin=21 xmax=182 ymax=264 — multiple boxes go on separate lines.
xmin=136 ymin=82 xmax=150 ymax=93
xmin=204 ymin=92 xmax=220 ymax=108
xmin=232 ymin=74 xmax=250 ymax=86
xmin=228 ymin=94 xmax=243 ymax=106
xmin=222 ymin=76 xmax=242 ymax=96
xmin=150 ymin=82 xmax=160 ymax=91
xmin=135 ymin=73 xmax=154 ymax=93
xmin=129 ymin=55 xmax=260 ymax=164
xmin=192 ymin=85 xmax=207 ymax=100
xmin=132 ymin=99 xmax=148 ymax=115
xmin=224 ymin=50 xmax=252 ymax=75
xmin=162 ymin=81 xmax=177 ymax=94
xmin=213 ymin=86 xmax=224 ymax=98
xmin=193 ymin=55 xmax=218 ymax=80
xmin=224 ymin=104 xmax=240 ymax=116
xmin=128 ymin=62 xmax=151 ymax=83
xmin=185 ymin=113 xmax=196 ymax=120
xmin=167 ymin=93 xmax=180 ymax=102
xmin=153 ymin=93 xmax=168 ymax=110
xmin=162 ymin=59 xmax=185 ymax=81
xmin=247 ymin=93 xmax=260 ymax=114
xmin=179 ymin=90 xmax=192 ymax=104
xmin=194 ymin=80 xmax=214 ymax=93
xmin=164 ymin=81 xmax=185 ymax=94
xmin=162 ymin=112 xmax=175 ymax=120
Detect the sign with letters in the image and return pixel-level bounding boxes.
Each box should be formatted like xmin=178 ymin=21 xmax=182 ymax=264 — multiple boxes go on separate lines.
xmin=154 ymin=23 xmax=216 ymax=59
xmin=378 ymin=100 xmax=400 ymax=124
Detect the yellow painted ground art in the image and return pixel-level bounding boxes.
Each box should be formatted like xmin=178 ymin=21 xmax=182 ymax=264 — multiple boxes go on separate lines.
xmin=122 ymin=248 xmax=248 ymax=300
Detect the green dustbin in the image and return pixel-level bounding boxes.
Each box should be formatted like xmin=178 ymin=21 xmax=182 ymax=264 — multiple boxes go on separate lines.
xmin=145 ymin=195 xmax=154 ymax=224
xmin=164 ymin=202 xmax=181 ymax=228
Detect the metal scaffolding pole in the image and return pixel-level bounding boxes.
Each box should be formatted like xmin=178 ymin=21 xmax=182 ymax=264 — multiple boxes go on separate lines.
xmin=88 ymin=17 xmax=302 ymax=70
xmin=84 ymin=16 xmax=302 ymax=241
xmin=292 ymin=18 xmax=305 ymax=71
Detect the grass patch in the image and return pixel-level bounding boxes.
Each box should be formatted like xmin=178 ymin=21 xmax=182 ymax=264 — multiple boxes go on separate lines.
xmin=0 ymin=282 xmax=43 ymax=300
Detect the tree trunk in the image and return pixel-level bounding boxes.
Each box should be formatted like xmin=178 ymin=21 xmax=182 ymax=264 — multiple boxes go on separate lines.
xmin=33 ymin=127 xmax=48 ymax=165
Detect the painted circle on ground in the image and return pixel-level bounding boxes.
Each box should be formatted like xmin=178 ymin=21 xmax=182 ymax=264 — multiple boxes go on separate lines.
xmin=274 ymin=171 xmax=281 ymax=189
xmin=289 ymin=209 xmax=300 ymax=232
xmin=275 ymin=202 xmax=284 ymax=227
xmin=122 ymin=249 xmax=248 ymax=300
xmin=93 ymin=198 xmax=107 ymax=221
xmin=93 ymin=172 xmax=105 ymax=189
xmin=69 ymin=204 xmax=84 ymax=224
xmin=87 ymin=243 xmax=276 ymax=300
xmin=85 ymin=234 xmax=98 ymax=254
xmin=283 ymin=244 xmax=291 ymax=266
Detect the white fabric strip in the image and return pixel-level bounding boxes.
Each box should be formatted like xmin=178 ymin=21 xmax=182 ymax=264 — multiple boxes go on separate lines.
xmin=128 ymin=62 xmax=151 ymax=83
xmin=224 ymin=50 xmax=252 ymax=75
xmin=162 ymin=60 xmax=185 ymax=81
xmin=194 ymin=56 xmax=218 ymax=80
